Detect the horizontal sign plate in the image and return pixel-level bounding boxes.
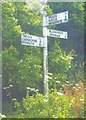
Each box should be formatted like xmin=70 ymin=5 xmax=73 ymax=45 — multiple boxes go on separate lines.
xmin=46 ymin=11 xmax=68 ymax=26
xmin=21 ymin=34 xmax=44 ymax=47
xmin=47 ymin=29 xmax=68 ymax=39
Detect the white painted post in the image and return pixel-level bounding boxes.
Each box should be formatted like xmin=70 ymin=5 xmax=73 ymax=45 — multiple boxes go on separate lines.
xmin=42 ymin=0 xmax=48 ymax=96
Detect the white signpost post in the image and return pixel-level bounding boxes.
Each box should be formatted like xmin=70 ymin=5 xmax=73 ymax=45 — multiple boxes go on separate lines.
xmin=21 ymin=1 xmax=68 ymax=98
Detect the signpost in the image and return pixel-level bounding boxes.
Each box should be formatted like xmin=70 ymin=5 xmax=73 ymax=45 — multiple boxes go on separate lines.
xmin=47 ymin=29 xmax=68 ymax=39
xmin=21 ymin=34 xmax=44 ymax=47
xmin=21 ymin=1 xmax=68 ymax=97
xmin=45 ymin=11 xmax=68 ymax=26
xmin=43 ymin=4 xmax=48 ymax=97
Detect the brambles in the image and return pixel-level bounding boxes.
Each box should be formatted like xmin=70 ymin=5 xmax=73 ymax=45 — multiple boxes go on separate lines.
xmin=64 ymin=81 xmax=84 ymax=117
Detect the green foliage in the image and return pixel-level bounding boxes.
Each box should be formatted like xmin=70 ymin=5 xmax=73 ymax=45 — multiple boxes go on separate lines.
xmin=2 ymin=2 xmax=22 ymax=46
xmin=8 ymin=81 xmax=84 ymax=118
xmin=84 ymin=2 xmax=86 ymax=36
xmin=16 ymin=49 xmax=43 ymax=90
xmin=2 ymin=1 xmax=74 ymax=96
xmin=2 ymin=45 xmax=43 ymax=92
xmin=2 ymin=46 xmax=19 ymax=86
xmin=2 ymin=2 xmax=44 ymax=95
xmin=2 ymin=1 xmax=84 ymax=118
xmin=49 ymin=42 xmax=74 ymax=88
xmin=67 ymin=62 xmax=84 ymax=85
xmin=48 ymin=2 xmax=84 ymax=59
xmin=49 ymin=42 xmax=73 ymax=73
xmin=14 ymin=2 xmax=43 ymax=36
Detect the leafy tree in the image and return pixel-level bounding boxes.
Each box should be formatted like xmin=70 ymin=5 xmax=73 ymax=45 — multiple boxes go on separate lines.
xmin=2 ymin=2 xmax=22 ymax=48
xmin=2 ymin=1 xmax=84 ymax=118
xmin=2 ymin=1 xmax=83 ymax=101
xmin=2 ymin=46 xmax=19 ymax=87
xmin=2 ymin=1 xmax=51 ymax=98
xmin=2 ymin=2 xmax=43 ymax=100
xmin=49 ymin=42 xmax=74 ymax=89
xmin=48 ymin=2 xmax=84 ymax=61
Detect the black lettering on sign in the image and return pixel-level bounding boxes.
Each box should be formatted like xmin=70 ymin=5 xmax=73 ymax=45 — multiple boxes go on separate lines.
xmin=64 ymin=12 xmax=68 ymax=21
xmin=64 ymin=15 xmax=67 ymax=21
xmin=39 ymin=39 xmax=42 ymax=46
xmin=34 ymin=39 xmax=37 ymax=42
xmin=31 ymin=39 xmax=34 ymax=45
xmin=56 ymin=20 xmax=61 ymax=24
xmin=49 ymin=14 xmax=57 ymax=24
xmin=49 ymin=30 xmax=63 ymax=35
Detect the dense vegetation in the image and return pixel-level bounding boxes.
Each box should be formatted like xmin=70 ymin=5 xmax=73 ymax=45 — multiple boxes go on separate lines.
xmin=1 ymin=1 xmax=85 ymax=119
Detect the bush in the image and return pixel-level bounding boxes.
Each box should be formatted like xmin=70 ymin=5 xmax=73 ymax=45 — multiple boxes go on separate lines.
xmin=9 ymin=81 xmax=84 ymax=118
